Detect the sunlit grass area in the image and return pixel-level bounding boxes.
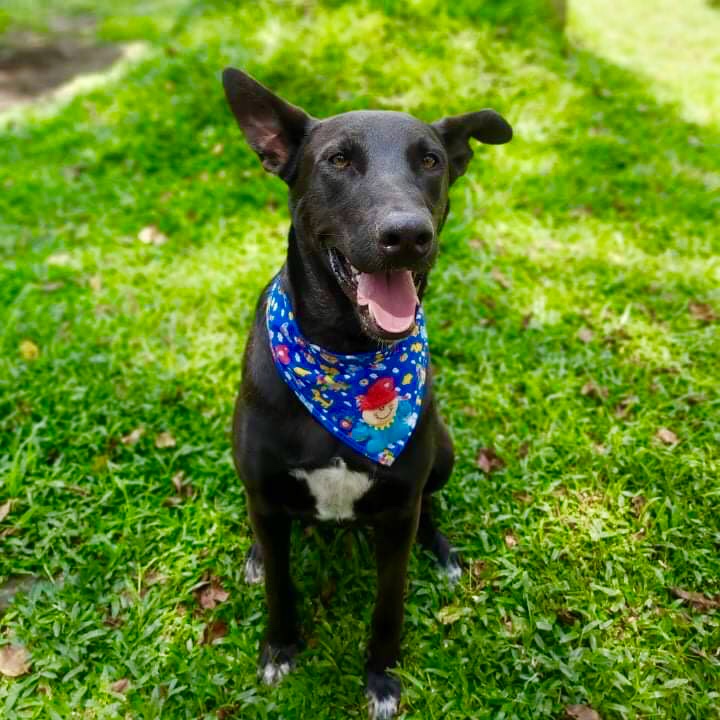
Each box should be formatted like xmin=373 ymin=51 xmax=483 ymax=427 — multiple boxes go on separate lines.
xmin=1 ymin=1 xmax=719 ymax=718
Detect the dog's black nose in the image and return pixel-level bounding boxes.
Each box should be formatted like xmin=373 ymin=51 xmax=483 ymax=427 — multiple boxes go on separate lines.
xmin=378 ymin=213 xmax=434 ymax=263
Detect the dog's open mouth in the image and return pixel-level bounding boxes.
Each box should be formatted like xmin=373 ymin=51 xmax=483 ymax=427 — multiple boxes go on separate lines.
xmin=328 ymin=249 xmax=420 ymax=340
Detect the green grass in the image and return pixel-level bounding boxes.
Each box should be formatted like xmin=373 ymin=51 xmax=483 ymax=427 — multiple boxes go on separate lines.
xmin=1 ymin=0 xmax=719 ymax=718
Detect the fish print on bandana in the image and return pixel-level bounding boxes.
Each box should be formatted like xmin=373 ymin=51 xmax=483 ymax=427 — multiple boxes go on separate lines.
xmin=266 ymin=275 xmax=429 ymax=466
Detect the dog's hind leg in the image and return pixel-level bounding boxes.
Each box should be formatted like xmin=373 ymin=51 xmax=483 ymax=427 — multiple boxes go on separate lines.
xmin=417 ymin=420 xmax=461 ymax=582
xmin=244 ymin=542 xmax=264 ymax=584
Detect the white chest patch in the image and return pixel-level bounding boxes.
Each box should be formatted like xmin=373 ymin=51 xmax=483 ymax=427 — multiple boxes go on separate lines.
xmin=290 ymin=458 xmax=373 ymax=520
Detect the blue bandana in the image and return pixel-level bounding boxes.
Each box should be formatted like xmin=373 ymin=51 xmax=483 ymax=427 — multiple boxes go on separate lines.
xmin=266 ymin=276 xmax=429 ymax=466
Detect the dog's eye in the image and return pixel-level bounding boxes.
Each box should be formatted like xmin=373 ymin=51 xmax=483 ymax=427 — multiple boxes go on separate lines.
xmin=422 ymin=153 xmax=440 ymax=169
xmin=329 ymin=152 xmax=351 ymax=169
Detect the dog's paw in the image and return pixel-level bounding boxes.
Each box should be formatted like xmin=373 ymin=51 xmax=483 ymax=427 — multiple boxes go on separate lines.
xmin=244 ymin=544 xmax=264 ymax=585
xmin=366 ymin=671 xmax=400 ymax=720
xmin=258 ymin=642 xmax=297 ymax=686
xmin=426 ymin=530 xmax=462 ymax=585
xmin=440 ymin=549 xmax=462 ymax=585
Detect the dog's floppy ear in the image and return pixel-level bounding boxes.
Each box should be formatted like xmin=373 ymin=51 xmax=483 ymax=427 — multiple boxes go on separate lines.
xmin=431 ymin=110 xmax=512 ymax=184
xmin=222 ymin=67 xmax=314 ymax=181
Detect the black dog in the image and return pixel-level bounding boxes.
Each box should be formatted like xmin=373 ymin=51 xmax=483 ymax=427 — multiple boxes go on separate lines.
xmin=222 ymin=68 xmax=511 ymax=719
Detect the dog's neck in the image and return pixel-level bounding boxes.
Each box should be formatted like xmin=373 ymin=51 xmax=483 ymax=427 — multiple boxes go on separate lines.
xmin=283 ymin=225 xmax=425 ymax=355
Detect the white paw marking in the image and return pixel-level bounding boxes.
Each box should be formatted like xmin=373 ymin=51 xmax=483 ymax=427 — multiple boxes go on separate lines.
xmin=367 ymin=691 xmax=399 ymax=720
xmin=244 ymin=554 xmax=264 ymax=585
xmin=260 ymin=660 xmax=291 ymax=686
xmin=443 ymin=559 xmax=462 ymax=584
xmin=291 ymin=458 xmax=372 ymax=521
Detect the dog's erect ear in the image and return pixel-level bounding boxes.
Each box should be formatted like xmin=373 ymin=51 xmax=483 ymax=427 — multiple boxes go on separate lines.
xmin=431 ymin=110 xmax=512 ymax=184
xmin=222 ymin=67 xmax=314 ymax=180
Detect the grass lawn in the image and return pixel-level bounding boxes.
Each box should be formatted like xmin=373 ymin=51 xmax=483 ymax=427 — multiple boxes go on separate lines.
xmin=1 ymin=0 xmax=719 ymax=717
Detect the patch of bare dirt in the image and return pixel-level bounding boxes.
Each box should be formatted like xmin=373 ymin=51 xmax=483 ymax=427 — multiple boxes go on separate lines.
xmin=0 ymin=28 xmax=122 ymax=112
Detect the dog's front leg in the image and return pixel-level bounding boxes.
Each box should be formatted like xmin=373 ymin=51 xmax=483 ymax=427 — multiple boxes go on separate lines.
xmin=249 ymin=508 xmax=299 ymax=685
xmin=366 ymin=503 xmax=421 ymax=720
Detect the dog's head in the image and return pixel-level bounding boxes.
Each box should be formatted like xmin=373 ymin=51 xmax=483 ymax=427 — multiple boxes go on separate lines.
xmin=222 ymin=68 xmax=512 ymax=341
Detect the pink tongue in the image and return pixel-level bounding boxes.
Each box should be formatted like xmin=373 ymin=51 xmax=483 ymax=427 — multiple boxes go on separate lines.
xmin=357 ymin=271 xmax=418 ymax=333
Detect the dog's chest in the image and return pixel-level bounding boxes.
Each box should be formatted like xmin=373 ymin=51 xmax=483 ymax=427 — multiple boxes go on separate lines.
xmin=290 ymin=458 xmax=373 ymax=520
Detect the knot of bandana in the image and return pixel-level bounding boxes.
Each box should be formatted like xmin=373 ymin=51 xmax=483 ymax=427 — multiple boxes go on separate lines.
xmin=266 ymin=275 xmax=429 ymax=466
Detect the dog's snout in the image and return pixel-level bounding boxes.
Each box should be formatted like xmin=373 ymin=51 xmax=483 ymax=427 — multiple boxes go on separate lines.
xmin=378 ymin=213 xmax=434 ymax=263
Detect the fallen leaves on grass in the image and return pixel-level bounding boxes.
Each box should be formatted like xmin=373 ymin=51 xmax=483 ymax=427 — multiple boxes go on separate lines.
xmin=504 ymin=531 xmax=519 ymax=548
xmin=566 ymin=705 xmax=601 ymax=720
xmin=577 ymin=327 xmax=594 ymax=343
xmin=513 ymin=490 xmax=532 ymax=504
xmin=581 ymin=381 xmax=608 ymax=400
xmin=109 ymin=678 xmax=130 ymax=693
xmin=517 ymin=441 xmax=530 ymax=459
xmin=201 ymin=619 xmax=229 ymax=645
xmin=165 ymin=471 xmax=195 ymax=506
xmin=155 ymin=431 xmax=176 ymax=449
xmin=476 ymin=448 xmax=505 ymax=474
xmin=19 ymin=340 xmax=39 ymax=361
xmin=655 ymin=428 xmax=679 ymax=445
xmin=137 ymin=225 xmax=168 ymax=246
xmin=631 ymin=495 xmax=647 ymax=516
xmin=557 ymin=609 xmax=580 ymax=626
xmin=194 ymin=576 xmax=230 ymax=610
xmin=688 ymin=301 xmax=718 ymax=323
xmin=0 ymin=645 xmax=30 ymax=678
xmin=614 ymin=395 xmax=638 ymax=419
xmin=670 ymin=587 xmax=720 ymax=611
xmin=121 ymin=427 xmax=144 ymax=445
xmin=89 ymin=275 xmax=102 ymax=292
xmin=491 ymin=267 xmax=511 ymax=289
xmin=0 ymin=501 xmax=11 ymax=522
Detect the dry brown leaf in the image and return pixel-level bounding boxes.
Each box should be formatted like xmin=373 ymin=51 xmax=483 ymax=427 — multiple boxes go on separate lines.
xmin=688 ymin=301 xmax=718 ymax=323
xmin=0 ymin=645 xmax=30 ymax=678
xmin=517 ymin=441 xmax=530 ymax=459
xmin=121 ymin=427 xmax=144 ymax=445
xmin=513 ymin=491 xmax=532 ymax=504
xmin=566 ymin=704 xmax=601 ymax=720
xmin=581 ymin=381 xmax=608 ymax=400
xmin=631 ymin=495 xmax=647 ymax=516
xmin=155 ymin=431 xmax=176 ymax=449
xmin=577 ymin=327 xmax=594 ymax=343
xmin=504 ymin=531 xmax=519 ymax=548
xmin=476 ymin=447 xmax=505 ymax=474
xmin=614 ymin=395 xmax=638 ymax=419
xmin=171 ymin=471 xmax=194 ymax=498
xmin=557 ymin=608 xmax=580 ymax=626
xmin=89 ymin=275 xmax=102 ymax=292
xmin=670 ymin=587 xmax=720 ymax=611
xmin=109 ymin=678 xmax=130 ymax=693
xmin=656 ymin=428 xmax=678 ymax=445
xmin=491 ymin=267 xmax=511 ymax=289
xmin=137 ymin=225 xmax=168 ymax=246
xmin=0 ymin=501 xmax=11 ymax=523
xmin=592 ymin=443 xmax=608 ymax=455
xmin=19 ymin=339 xmax=39 ymax=361
xmin=195 ymin=577 xmax=230 ymax=610
xmin=201 ymin=619 xmax=229 ymax=645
